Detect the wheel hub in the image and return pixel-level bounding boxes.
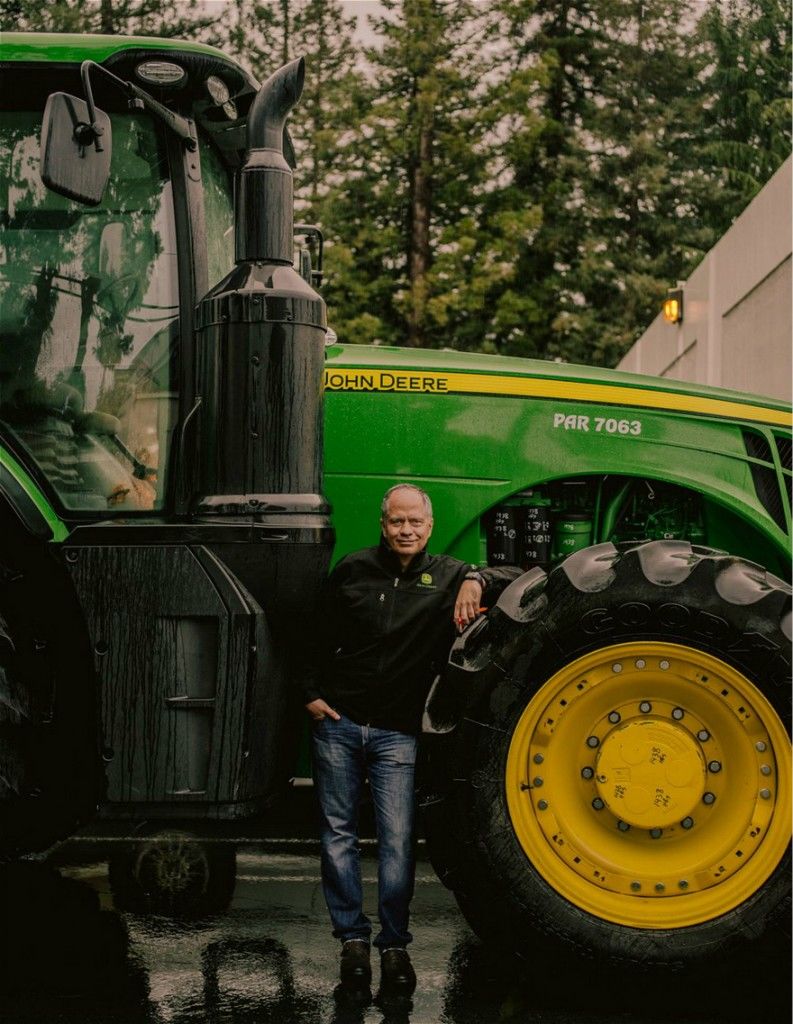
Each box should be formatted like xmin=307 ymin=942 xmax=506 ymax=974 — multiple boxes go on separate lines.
xmin=595 ymin=718 xmax=706 ymax=828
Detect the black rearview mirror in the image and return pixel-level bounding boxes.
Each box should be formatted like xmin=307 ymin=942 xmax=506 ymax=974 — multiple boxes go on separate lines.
xmin=40 ymin=92 xmax=112 ymax=206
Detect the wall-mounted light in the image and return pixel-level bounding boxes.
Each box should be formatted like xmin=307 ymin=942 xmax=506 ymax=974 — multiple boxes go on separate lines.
xmin=663 ymin=287 xmax=684 ymax=324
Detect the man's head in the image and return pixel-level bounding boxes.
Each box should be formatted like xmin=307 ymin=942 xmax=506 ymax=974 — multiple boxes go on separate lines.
xmin=381 ymin=485 xmax=433 ymax=568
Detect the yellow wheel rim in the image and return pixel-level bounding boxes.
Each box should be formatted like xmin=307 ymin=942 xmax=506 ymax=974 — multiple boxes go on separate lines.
xmin=505 ymin=642 xmax=791 ymax=928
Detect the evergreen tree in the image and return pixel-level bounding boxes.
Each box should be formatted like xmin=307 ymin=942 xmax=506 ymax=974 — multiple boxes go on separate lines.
xmin=0 ymin=0 xmax=215 ymax=37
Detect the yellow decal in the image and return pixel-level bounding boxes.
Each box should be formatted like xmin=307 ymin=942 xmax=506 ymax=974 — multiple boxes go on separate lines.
xmin=324 ymin=368 xmax=791 ymax=428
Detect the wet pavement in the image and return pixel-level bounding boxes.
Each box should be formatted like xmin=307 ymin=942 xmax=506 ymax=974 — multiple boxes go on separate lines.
xmin=0 ymin=839 xmax=790 ymax=1024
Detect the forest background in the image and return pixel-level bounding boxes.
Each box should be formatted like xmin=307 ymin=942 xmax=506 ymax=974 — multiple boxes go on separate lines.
xmin=1 ymin=0 xmax=790 ymax=367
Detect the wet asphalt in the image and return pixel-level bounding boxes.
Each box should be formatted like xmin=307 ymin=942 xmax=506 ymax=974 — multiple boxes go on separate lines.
xmin=0 ymin=838 xmax=790 ymax=1024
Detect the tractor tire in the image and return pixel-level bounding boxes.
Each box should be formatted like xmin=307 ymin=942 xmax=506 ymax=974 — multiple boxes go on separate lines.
xmin=422 ymin=540 xmax=791 ymax=965
xmin=0 ymin=507 xmax=100 ymax=860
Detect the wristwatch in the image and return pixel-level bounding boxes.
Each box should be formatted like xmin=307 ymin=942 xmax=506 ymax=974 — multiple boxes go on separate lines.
xmin=464 ymin=571 xmax=485 ymax=588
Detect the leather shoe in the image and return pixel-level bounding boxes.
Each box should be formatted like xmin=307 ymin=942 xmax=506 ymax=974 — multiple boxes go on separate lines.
xmin=340 ymin=939 xmax=371 ymax=987
xmin=380 ymin=947 xmax=416 ymax=993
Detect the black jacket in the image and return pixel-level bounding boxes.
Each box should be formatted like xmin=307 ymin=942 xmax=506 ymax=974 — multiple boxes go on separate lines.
xmin=304 ymin=539 xmax=521 ymax=734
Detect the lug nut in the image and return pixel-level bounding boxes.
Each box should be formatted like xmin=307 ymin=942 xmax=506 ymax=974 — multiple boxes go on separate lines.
xmin=639 ymin=701 xmax=652 ymax=714
xmin=702 ymin=792 xmax=716 ymax=805
xmin=617 ymin=820 xmax=630 ymax=832
xmin=630 ymin=881 xmax=641 ymax=892
xmin=755 ymin=741 xmax=767 ymax=752
xmin=659 ymin=660 xmax=670 ymax=670
xmin=697 ymin=730 xmax=710 ymax=742
xmin=671 ymin=707 xmax=684 ymax=720
xmin=655 ymin=883 xmax=665 ymax=892
xmin=678 ymin=880 xmax=689 ymax=890
xmin=533 ymin=777 xmax=544 ymax=787
xmin=635 ymin=659 xmax=646 ymax=669
xmin=708 ymin=760 xmax=722 ymax=774
xmin=681 ymin=817 xmax=694 ymax=829
xmin=581 ymin=766 xmax=594 ymax=780
xmin=650 ymin=828 xmax=662 ymax=839
xmin=592 ymin=798 xmax=605 ymax=810
xmin=612 ymin=663 xmax=623 ymax=673
xmin=760 ymin=764 xmax=771 ymax=776
xmin=586 ymin=736 xmax=599 ymax=748
xmin=538 ymin=799 xmax=548 ymax=810
xmin=608 ymin=711 xmax=621 ymax=724
xmin=534 ymin=753 xmax=544 ymax=764
xmin=759 ymin=789 xmax=771 ymax=800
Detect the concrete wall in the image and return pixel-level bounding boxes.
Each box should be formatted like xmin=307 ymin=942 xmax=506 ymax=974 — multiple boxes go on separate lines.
xmin=618 ymin=157 xmax=792 ymax=401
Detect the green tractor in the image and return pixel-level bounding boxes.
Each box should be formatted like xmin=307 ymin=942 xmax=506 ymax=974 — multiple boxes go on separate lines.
xmin=0 ymin=33 xmax=789 ymax=966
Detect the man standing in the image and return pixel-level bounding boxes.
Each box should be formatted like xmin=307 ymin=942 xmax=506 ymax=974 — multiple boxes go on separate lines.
xmin=304 ymin=484 xmax=520 ymax=993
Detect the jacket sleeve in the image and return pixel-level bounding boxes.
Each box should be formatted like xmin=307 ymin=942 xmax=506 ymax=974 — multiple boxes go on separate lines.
xmin=300 ymin=557 xmax=348 ymax=704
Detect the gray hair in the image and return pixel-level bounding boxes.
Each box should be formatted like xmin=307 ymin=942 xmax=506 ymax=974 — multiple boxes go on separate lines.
xmin=380 ymin=484 xmax=433 ymax=519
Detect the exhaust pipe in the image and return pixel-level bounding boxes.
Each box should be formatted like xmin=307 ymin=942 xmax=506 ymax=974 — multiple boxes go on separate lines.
xmin=236 ymin=57 xmax=305 ymax=265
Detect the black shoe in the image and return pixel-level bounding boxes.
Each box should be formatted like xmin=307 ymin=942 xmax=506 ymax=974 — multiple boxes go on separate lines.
xmin=379 ymin=947 xmax=416 ymax=994
xmin=340 ymin=939 xmax=371 ymax=988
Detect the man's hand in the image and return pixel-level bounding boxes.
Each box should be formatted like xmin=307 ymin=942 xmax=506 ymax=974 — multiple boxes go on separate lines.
xmin=454 ymin=579 xmax=484 ymax=632
xmin=305 ymin=697 xmax=341 ymax=721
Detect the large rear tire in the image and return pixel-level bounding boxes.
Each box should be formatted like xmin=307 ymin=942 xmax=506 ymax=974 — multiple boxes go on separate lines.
xmin=422 ymin=541 xmax=791 ymax=965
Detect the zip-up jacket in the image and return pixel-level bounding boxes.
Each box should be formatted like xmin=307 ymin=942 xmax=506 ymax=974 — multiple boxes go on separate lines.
xmin=303 ymin=539 xmax=522 ymax=734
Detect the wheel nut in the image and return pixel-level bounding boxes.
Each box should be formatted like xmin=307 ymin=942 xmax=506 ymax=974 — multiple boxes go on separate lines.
xmin=659 ymin=660 xmax=670 ymax=670
xmin=581 ymin=766 xmax=594 ymax=780
xmin=681 ymin=817 xmax=694 ymax=829
xmin=538 ymin=799 xmax=548 ymax=810
xmin=533 ymin=777 xmax=544 ymax=787
xmin=702 ymin=792 xmax=716 ymax=805
xmin=650 ymin=828 xmax=662 ymax=839
xmin=760 ymin=764 xmax=771 ymax=776
xmin=586 ymin=736 xmax=599 ymax=748
xmin=639 ymin=701 xmax=652 ymax=714
xmin=608 ymin=711 xmax=621 ymax=724
xmin=655 ymin=883 xmax=665 ymax=892
xmin=635 ymin=659 xmax=646 ymax=669
xmin=592 ymin=798 xmax=605 ymax=810
xmin=708 ymin=760 xmax=722 ymax=774
xmin=612 ymin=663 xmax=623 ymax=673
xmin=755 ymin=741 xmax=767 ymax=752
xmin=760 ymin=789 xmax=771 ymax=800
xmin=678 ymin=880 xmax=689 ymax=890
xmin=534 ymin=753 xmax=544 ymax=764
xmin=671 ymin=707 xmax=684 ymax=720
xmin=697 ymin=730 xmax=710 ymax=742
xmin=631 ymin=882 xmax=641 ymax=891
xmin=617 ymin=820 xmax=630 ymax=832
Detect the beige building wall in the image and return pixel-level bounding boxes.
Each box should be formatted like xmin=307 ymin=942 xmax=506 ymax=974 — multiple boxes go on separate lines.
xmin=618 ymin=157 xmax=792 ymax=401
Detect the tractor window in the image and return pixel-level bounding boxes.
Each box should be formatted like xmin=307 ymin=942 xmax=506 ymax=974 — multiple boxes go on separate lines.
xmin=0 ymin=109 xmax=179 ymax=512
xmin=202 ymin=136 xmax=235 ymax=290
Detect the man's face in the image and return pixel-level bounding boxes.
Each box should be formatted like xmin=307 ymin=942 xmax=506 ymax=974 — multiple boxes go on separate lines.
xmin=381 ymin=489 xmax=433 ymax=565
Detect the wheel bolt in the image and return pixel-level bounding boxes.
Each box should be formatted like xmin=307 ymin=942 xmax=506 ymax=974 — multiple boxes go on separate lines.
xmin=681 ymin=817 xmax=694 ymax=829
xmin=635 ymin=659 xmax=646 ymax=669
xmin=697 ymin=730 xmax=710 ymax=742
xmin=702 ymin=792 xmax=716 ymax=805
xmin=538 ymin=799 xmax=548 ymax=811
xmin=655 ymin=883 xmax=665 ymax=892
xmin=581 ymin=766 xmax=594 ymax=780
xmin=659 ymin=660 xmax=670 ymax=670
xmin=760 ymin=789 xmax=771 ymax=800
xmin=639 ymin=701 xmax=652 ymax=714
xmin=534 ymin=753 xmax=544 ymax=764
xmin=612 ymin=663 xmax=623 ymax=673
xmin=631 ymin=882 xmax=641 ymax=891
xmin=586 ymin=736 xmax=599 ymax=748
xmin=760 ymin=764 xmax=771 ymax=776
xmin=708 ymin=760 xmax=722 ymax=774
xmin=592 ymin=798 xmax=605 ymax=810
xmin=650 ymin=828 xmax=662 ymax=839
xmin=755 ymin=741 xmax=767 ymax=752
xmin=608 ymin=711 xmax=621 ymax=724
xmin=671 ymin=707 xmax=684 ymax=720
xmin=533 ymin=777 xmax=544 ymax=787
xmin=678 ymin=880 xmax=689 ymax=890
xmin=617 ymin=820 xmax=630 ymax=832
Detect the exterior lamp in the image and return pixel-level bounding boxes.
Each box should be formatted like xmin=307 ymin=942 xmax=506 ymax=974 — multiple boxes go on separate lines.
xmin=663 ymin=288 xmax=684 ymax=324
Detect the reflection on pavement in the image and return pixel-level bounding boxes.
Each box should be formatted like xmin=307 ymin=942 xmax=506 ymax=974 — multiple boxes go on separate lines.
xmin=0 ymin=845 xmax=789 ymax=1024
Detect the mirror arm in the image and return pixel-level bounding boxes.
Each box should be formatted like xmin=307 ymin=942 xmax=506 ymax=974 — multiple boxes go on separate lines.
xmin=80 ymin=60 xmax=197 ymax=152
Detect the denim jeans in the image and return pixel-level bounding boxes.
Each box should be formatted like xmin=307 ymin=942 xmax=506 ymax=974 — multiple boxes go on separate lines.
xmin=311 ymin=714 xmax=418 ymax=949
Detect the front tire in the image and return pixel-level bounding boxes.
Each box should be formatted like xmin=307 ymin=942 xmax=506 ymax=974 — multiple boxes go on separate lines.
xmin=423 ymin=541 xmax=791 ymax=964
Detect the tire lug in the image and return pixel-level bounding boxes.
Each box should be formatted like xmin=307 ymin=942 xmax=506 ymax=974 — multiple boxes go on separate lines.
xmin=533 ymin=753 xmax=544 ymax=764
xmin=760 ymin=764 xmax=771 ymax=776
xmin=591 ymin=798 xmax=605 ymax=810
xmin=581 ymin=766 xmax=594 ymax=780
xmin=702 ymin=792 xmax=716 ymax=805
xmin=671 ymin=707 xmax=684 ymax=720
xmin=649 ymin=828 xmax=662 ymax=839
xmin=608 ymin=711 xmax=621 ymax=724
xmin=639 ymin=701 xmax=652 ymax=714
xmin=617 ymin=820 xmax=630 ymax=832
xmin=586 ymin=736 xmax=599 ymax=749
xmin=697 ymin=730 xmax=710 ymax=742
xmin=759 ymin=789 xmax=771 ymax=800
xmin=681 ymin=817 xmax=694 ymax=829
xmin=708 ymin=760 xmax=722 ymax=774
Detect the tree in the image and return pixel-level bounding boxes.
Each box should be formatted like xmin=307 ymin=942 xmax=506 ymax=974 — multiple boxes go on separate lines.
xmin=0 ymin=0 xmax=216 ymax=37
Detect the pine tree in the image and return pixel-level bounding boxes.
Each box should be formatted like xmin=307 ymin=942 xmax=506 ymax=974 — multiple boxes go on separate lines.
xmin=0 ymin=0 xmax=216 ymax=37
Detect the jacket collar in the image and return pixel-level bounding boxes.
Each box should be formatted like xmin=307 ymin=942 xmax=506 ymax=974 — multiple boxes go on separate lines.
xmin=377 ymin=536 xmax=431 ymax=576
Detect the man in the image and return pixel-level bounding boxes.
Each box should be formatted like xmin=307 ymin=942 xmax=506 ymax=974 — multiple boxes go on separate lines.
xmin=304 ymin=484 xmax=520 ymax=994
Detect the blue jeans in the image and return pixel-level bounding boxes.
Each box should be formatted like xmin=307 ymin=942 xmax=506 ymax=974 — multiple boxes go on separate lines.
xmin=311 ymin=715 xmax=418 ymax=949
